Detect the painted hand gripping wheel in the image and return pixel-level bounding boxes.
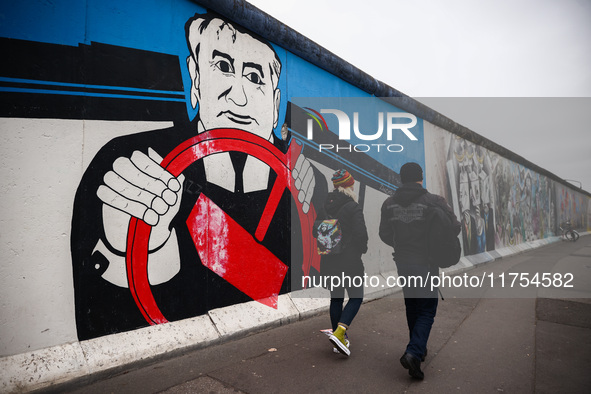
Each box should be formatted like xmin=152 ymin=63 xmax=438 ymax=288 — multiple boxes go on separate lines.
xmin=126 ymin=128 xmax=319 ymax=325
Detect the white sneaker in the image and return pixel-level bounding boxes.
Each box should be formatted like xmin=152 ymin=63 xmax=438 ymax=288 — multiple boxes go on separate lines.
xmin=329 ymin=334 xmax=350 ymax=356
xmin=333 ymin=338 xmax=350 ymax=353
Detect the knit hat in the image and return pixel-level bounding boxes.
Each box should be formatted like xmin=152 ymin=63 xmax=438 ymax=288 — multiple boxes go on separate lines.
xmin=332 ymin=169 xmax=355 ymax=188
xmin=400 ymin=162 xmax=423 ymax=184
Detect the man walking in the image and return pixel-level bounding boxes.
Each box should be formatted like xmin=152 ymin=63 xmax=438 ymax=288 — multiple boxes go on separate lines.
xmin=379 ymin=162 xmax=460 ymax=379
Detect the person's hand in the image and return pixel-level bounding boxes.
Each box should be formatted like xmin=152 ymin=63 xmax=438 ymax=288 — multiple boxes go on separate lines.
xmin=97 ymin=148 xmax=184 ymax=252
xmin=292 ymin=153 xmax=315 ymax=213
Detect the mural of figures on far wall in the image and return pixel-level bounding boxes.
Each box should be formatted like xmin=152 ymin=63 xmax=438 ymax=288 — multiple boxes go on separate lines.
xmin=446 ymin=135 xmax=496 ymax=255
xmin=492 ymin=160 xmax=556 ymax=246
xmin=444 ymin=134 xmax=557 ymax=256
xmin=556 ymin=184 xmax=590 ymax=231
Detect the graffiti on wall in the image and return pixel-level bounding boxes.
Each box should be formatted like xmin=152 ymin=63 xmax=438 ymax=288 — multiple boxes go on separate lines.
xmin=445 ymin=135 xmax=560 ymax=255
xmin=556 ymin=184 xmax=589 ymax=230
xmin=492 ymin=159 xmax=556 ymax=246
xmin=1 ymin=3 xmax=413 ymax=340
xmin=67 ymin=12 xmax=334 ymax=340
xmin=0 ymin=6 xmax=409 ymax=342
xmin=446 ymin=136 xmax=496 ymax=255
xmin=7 ymin=1 xmax=587 ymax=345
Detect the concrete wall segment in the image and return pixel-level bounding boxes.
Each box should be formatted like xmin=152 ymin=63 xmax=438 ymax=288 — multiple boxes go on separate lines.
xmin=0 ymin=118 xmax=82 ymax=356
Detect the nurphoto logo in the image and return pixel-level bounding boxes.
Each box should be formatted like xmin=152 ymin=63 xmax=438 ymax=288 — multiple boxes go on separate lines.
xmin=299 ymin=98 xmax=420 ymax=153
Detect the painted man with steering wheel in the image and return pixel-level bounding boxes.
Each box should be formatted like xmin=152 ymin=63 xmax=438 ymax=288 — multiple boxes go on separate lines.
xmin=71 ymin=12 xmax=323 ymax=340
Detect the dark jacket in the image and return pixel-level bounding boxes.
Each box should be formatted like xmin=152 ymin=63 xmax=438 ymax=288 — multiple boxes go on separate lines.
xmin=318 ymin=190 xmax=368 ymax=276
xmin=379 ymin=183 xmax=460 ymax=266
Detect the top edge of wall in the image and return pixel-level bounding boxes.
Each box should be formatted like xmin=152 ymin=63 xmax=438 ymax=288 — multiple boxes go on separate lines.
xmin=193 ymin=0 xmax=590 ymax=197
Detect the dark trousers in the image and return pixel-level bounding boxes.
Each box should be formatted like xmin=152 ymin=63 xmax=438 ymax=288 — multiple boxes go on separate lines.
xmin=329 ymin=283 xmax=364 ymax=331
xmin=329 ymin=297 xmax=362 ymax=331
xmin=324 ymin=257 xmax=365 ymax=331
xmin=403 ymin=296 xmax=438 ymax=359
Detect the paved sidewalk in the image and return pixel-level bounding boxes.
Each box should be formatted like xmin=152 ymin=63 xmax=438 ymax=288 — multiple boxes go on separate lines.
xmin=51 ymin=238 xmax=591 ymax=394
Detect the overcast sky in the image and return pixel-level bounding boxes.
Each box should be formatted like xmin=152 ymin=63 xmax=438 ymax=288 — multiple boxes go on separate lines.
xmin=247 ymin=0 xmax=591 ymax=193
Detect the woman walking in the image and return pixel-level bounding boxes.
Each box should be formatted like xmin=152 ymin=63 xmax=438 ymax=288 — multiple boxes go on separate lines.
xmin=316 ymin=169 xmax=368 ymax=356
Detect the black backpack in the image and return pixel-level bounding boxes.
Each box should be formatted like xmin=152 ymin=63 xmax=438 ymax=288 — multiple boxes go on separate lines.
xmin=424 ymin=205 xmax=462 ymax=268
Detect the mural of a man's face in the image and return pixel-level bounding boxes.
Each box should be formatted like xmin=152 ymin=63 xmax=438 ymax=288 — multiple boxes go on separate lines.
xmin=187 ymin=17 xmax=281 ymax=140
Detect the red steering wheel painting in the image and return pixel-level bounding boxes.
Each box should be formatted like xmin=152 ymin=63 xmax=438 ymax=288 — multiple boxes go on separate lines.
xmin=125 ymin=128 xmax=319 ymax=325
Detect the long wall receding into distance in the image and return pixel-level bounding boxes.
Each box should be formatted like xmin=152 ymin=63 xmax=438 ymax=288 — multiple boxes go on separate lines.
xmin=1 ymin=0 xmax=589 ymax=391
